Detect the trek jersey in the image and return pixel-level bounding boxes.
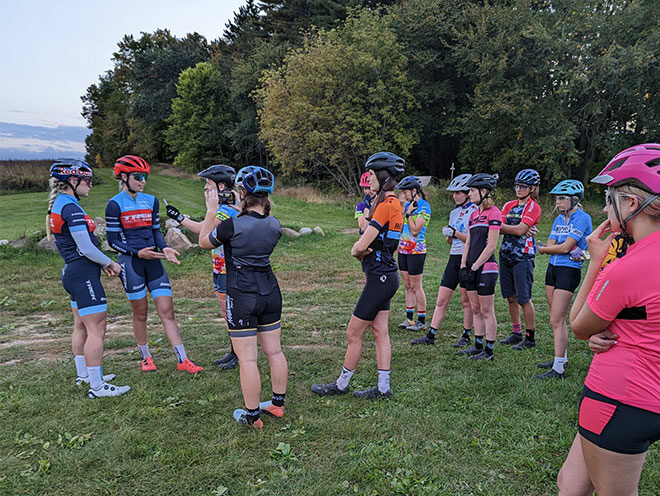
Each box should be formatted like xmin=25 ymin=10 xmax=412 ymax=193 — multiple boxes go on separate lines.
xmin=448 ymin=202 xmax=477 ymax=256
xmin=105 ymin=191 xmax=167 ymax=256
xmin=466 ymin=205 xmax=502 ymax=265
xmin=362 ymin=195 xmax=403 ymax=275
xmin=50 ymin=194 xmax=100 ymax=264
xmin=585 ymin=229 xmax=660 ymax=414
xmin=500 ymin=199 xmax=541 ymax=261
xmin=208 ymin=211 xmax=282 ymax=295
xmin=398 ymin=198 xmax=431 ymax=255
xmin=212 ymin=204 xmax=239 ymax=275
xmin=548 ymin=209 xmax=592 ymax=269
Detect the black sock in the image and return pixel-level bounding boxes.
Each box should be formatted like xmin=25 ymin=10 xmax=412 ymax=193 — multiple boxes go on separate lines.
xmin=462 ymin=328 xmax=471 ymax=338
xmin=272 ymin=392 xmax=286 ymax=407
xmin=417 ymin=313 xmax=426 ymax=324
xmin=426 ymin=331 xmax=436 ymax=340
xmin=526 ymin=329 xmax=535 ymax=341
xmin=475 ymin=336 xmax=484 ymax=350
xmin=245 ymin=408 xmax=260 ymax=425
xmin=485 ymin=340 xmax=495 ymax=356
xmin=406 ymin=308 xmax=414 ymax=320
xmin=428 ymin=326 xmax=438 ymax=336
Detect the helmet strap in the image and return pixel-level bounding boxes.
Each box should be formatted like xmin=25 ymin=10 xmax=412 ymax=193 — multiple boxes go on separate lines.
xmin=617 ymin=193 xmax=658 ymax=243
xmin=68 ymin=177 xmax=82 ymax=200
xmin=476 ymin=189 xmax=490 ymax=206
xmin=121 ymin=173 xmax=137 ymax=194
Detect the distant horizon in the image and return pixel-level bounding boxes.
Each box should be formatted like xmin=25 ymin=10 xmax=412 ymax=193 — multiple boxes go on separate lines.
xmin=0 ymin=121 xmax=88 ymax=161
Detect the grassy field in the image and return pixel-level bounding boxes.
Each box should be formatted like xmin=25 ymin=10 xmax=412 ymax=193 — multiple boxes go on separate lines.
xmin=0 ymin=169 xmax=657 ymax=495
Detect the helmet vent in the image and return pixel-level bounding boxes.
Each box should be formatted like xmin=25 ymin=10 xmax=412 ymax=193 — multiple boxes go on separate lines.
xmin=645 ymin=158 xmax=660 ymax=167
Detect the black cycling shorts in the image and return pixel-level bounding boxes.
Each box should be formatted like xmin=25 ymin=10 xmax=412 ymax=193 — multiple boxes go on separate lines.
xmin=225 ymin=285 xmax=282 ymax=338
xmin=398 ymin=253 xmax=426 ymax=276
xmin=440 ymin=254 xmax=465 ymax=290
xmin=500 ymin=256 xmax=534 ymax=304
xmin=353 ymin=271 xmax=399 ymax=321
xmin=578 ymin=386 xmax=660 ymax=455
xmin=545 ymin=264 xmax=581 ymax=293
xmin=464 ymin=261 xmax=499 ymax=296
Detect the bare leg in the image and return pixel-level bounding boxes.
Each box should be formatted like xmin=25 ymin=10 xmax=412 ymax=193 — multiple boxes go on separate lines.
xmin=521 ymin=299 xmax=535 ymax=330
xmin=401 ymin=271 xmax=414 ymax=314
xmin=460 ymin=288 xmax=473 ymax=330
xmin=557 ymin=433 xmax=595 ymax=496
xmin=467 ymin=291 xmax=483 ymax=337
xmin=507 ymin=295 xmax=521 ymax=327
xmin=153 ymin=295 xmax=183 ymax=347
xmin=550 ymin=289 xmax=573 ymax=358
xmin=79 ymin=310 xmax=107 ymax=367
xmin=129 ymin=297 xmax=149 ymax=346
xmin=343 ymin=315 xmax=371 ymax=370
xmin=71 ymin=309 xmax=87 ymax=356
xmin=479 ymin=294 xmax=497 ymax=341
xmin=231 ymin=335 xmax=260 ymax=410
xmin=430 ymin=286 xmax=454 ymax=329
xmin=258 ymin=328 xmax=288 ymax=394
xmin=369 ymin=310 xmax=391 ymax=370
xmin=409 ymin=273 xmax=426 ymax=316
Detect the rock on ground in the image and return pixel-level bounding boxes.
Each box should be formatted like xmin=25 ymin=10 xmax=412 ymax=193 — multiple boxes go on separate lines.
xmin=299 ymin=227 xmax=313 ymax=235
xmin=93 ymin=217 xmax=106 ymax=238
xmin=313 ymin=226 xmax=325 ymax=236
xmin=282 ymin=227 xmax=301 ymax=238
xmin=37 ymin=236 xmax=58 ymax=252
xmin=165 ymin=227 xmax=195 ymax=251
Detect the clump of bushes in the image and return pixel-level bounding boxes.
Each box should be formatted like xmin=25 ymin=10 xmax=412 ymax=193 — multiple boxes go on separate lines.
xmin=0 ymin=160 xmax=103 ymax=193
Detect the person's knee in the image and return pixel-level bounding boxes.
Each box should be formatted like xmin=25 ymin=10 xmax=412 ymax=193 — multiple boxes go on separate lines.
xmin=550 ymin=314 xmax=566 ymax=329
xmin=507 ymin=295 xmax=517 ymax=304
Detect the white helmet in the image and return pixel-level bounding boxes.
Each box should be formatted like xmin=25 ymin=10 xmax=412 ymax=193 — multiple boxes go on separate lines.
xmin=446 ymin=173 xmax=472 ymax=192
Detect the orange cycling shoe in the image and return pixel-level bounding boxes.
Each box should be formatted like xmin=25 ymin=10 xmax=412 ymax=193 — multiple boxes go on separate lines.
xmin=141 ymin=356 xmax=157 ymax=372
xmin=259 ymin=400 xmax=284 ymax=418
xmin=177 ymin=358 xmax=204 ymax=373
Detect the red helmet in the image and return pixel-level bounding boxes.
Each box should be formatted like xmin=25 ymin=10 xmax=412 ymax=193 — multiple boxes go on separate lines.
xmin=113 ymin=155 xmax=151 ymax=177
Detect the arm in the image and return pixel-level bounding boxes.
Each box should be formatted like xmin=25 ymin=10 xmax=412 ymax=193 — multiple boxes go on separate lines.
xmin=471 ymin=228 xmax=499 ymax=270
xmin=151 ymin=198 xmax=167 ymax=251
xmin=500 ymin=222 xmax=531 ymax=237
xmin=357 ymin=212 xmax=370 ymax=232
xmin=407 ymin=215 xmax=427 ymax=237
xmin=105 ymin=200 xmax=139 ymax=256
xmin=460 ymin=231 xmax=471 ymax=268
xmin=70 ymin=229 xmax=112 ymax=268
xmin=199 ymin=188 xmax=222 ymax=250
xmin=538 ymin=236 xmax=577 ymax=254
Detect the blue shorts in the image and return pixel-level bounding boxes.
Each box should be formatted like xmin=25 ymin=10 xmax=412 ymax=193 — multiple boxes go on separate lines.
xmin=118 ymin=254 xmax=172 ymax=300
xmin=213 ymin=272 xmax=227 ymax=294
xmin=499 ymin=256 xmax=534 ymax=304
xmin=62 ymin=259 xmax=107 ymax=316
xmin=226 ymin=286 xmax=282 ymax=338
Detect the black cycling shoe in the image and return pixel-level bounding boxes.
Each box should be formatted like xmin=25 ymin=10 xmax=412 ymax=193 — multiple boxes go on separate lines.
xmin=499 ymin=332 xmax=523 ymax=345
xmin=411 ymin=334 xmax=435 ymax=345
xmin=469 ymin=350 xmax=493 ymax=361
xmin=537 ymin=360 xmax=568 ymax=369
xmin=353 ymin=387 xmax=392 ymax=399
xmin=311 ymin=382 xmax=349 ymax=397
xmin=457 ymin=346 xmax=481 ymax=356
xmin=214 ymin=351 xmax=237 ymax=365
xmin=534 ymin=369 xmax=566 ymax=380
xmin=217 ymin=355 xmax=238 ymax=370
xmin=452 ymin=335 xmax=471 ymax=348
xmin=512 ymin=338 xmax=536 ymax=350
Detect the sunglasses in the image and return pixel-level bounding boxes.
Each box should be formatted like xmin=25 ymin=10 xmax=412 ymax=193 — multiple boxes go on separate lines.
xmin=81 ymin=177 xmax=93 ymax=187
xmin=514 ymin=184 xmax=530 ymax=190
xmin=130 ymin=172 xmax=148 ymax=181
xmin=555 ymin=195 xmax=571 ymax=201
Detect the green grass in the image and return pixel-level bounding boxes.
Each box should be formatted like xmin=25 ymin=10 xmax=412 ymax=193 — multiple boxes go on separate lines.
xmin=0 ymin=171 xmax=657 ymax=495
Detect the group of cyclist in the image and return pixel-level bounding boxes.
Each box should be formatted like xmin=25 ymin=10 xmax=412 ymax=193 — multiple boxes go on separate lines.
xmin=47 ymin=142 xmax=660 ymax=492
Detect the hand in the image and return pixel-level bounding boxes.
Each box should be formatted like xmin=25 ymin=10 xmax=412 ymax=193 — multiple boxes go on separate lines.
xmin=137 ymin=246 xmax=166 ymax=260
xmin=164 ymin=201 xmax=184 ymax=223
xmin=103 ymin=260 xmax=121 ymax=277
xmin=537 ymin=243 xmax=545 ymax=254
xmin=569 ymin=246 xmax=586 ymax=262
xmin=588 ymin=329 xmax=619 ymax=354
xmin=442 ymin=226 xmax=455 ymax=237
xmin=204 ymin=188 xmax=220 ymax=212
xmin=162 ymin=247 xmax=181 ymax=265
xmin=459 ymin=267 xmax=477 ymax=285
xmin=351 ymin=241 xmax=372 ymax=262
xmin=406 ymin=202 xmax=416 ymax=215
xmin=470 ymin=263 xmax=480 ymax=272
xmin=528 ymin=225 xmax=539 ymax=237
xmin=586 ymin=220 xmax=616 ymax=265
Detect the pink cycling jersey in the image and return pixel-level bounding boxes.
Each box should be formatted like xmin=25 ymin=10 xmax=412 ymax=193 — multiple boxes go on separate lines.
xmin=585 ymin=228 xmax=660 ymax=414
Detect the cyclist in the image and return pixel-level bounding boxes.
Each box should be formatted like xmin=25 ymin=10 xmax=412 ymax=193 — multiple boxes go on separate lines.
xmin=164 ymin=164 xmax=240 ymax=369
xmin=355 ymin=172 xmax=374 ymax=235
xmin=312 ymin=152 xmax=404 ymax=399
xmin=396 ymin=175 xmax=431 ymax=332
xmin=457 ymin=173 xmax=501 ymax=360
xmin=199 ymin=166 xmax=287 ymax=429
xmin=411 ymin=174 xmax=476 ymax=346
xmin=105 ymin=155 xmax=203 ymax=374
xmin=498 ymin=169 xmax=542 ymax=350
xmin=536 ymin=180 xmax=592 ymax=379
xmin=46 ymin=159 xmax=130 ymax=398
xmin=557 ymin=143 xmax=660 ymax=495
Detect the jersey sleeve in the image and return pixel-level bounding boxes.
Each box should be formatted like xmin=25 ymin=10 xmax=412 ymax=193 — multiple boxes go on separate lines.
xmin=548 ymin=217 xmax=560 ymax=242
xmin=500 ymin=201 xmax=514 ymax=222
xmin=61 ymin=203 xmax=88 ymax=233
xmin=151 ymin=198 xmax=167 ymax=250
xmin=567 ymin=212 xmax=592 ymax=242
xmin=587 ymin=262 xmax=630 ymax=321
xmin=369 ymin=200 xmax=393 ymax=232
xmin=209 ymin=217 xmax=234 ymax=248
xmin=105 ymin=200 xmax=138 ymax=256
xmin=488 ymin=208 xmax=502 ymax=231
xmin=416 ymin=200 xmax=431 ymax=221
xmin=521 ymin=201 xmax=541 ymax=226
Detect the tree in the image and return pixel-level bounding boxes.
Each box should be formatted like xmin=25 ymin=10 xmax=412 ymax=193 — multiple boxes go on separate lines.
xmin=257 ymin=8 xmax=419 ymax=193
xmin=165 ymin=62 xmax=233 ymax=171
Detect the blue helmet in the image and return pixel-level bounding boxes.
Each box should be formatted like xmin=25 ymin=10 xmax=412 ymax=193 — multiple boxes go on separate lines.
xmin=396 ymin=175 xmax=422 ymax=190
xmin=49 ymin=159 xmax=93 ymax=183
xmin=239 ymin=166 xmax=274 ymax=195
xmin=549 ymin=179 xmax=584 ymax=200
xmin=235 ymin=166 xmax=258 ymax=188
xmin=515 ymin=169 xmax=540 ymax=186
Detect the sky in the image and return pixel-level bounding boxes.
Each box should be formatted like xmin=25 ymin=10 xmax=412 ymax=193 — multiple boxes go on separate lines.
xmin=0 ymin=0 xmax=245 ymax=158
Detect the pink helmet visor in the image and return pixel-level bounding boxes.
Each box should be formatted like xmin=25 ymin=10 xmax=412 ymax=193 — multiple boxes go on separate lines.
xmin=592 ymin=143 xmax=660 ymax=193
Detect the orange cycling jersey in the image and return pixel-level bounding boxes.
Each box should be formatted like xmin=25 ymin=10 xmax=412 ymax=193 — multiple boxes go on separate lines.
xmin=362 ymin=195 xmax=403 ymax=275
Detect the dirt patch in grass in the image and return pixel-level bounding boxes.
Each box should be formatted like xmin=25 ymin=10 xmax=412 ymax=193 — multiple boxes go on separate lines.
xmin=171 ymin=273 xmax=217 ymax=300
xmin=153 ymin=164 xmax=199 ymax=179
xmin=277 ymin=271 xmax=321 ymax=292
xmin=340 ymin=228 xmax=359 ymax=234
xmin=276 ymin=186 xmax=344 ymax=204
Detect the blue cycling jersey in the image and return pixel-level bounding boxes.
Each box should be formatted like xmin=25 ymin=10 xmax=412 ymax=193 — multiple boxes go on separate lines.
xmin=548 ymin=208 xmax=593 ymax=269
xmin=105 ymin=191 xmax=167 ymax=256
xmin=50 ymin=194 xmax=101 ymax=263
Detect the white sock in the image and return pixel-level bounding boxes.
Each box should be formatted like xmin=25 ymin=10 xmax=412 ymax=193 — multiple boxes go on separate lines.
xmin=553 ymin=357 xmax=567 ymax=374
xmin=173 ymin=344 xmax=187 ymax=363
xmin=87 ymin=366 xmax=103 ymax=390
xmin=378 ymin=369 xmax=390 ymax=393
xmin=563 ymin=351 xmax=568 ymax=360
xmin=138 ymin=344 xmax=151 ymax=360
xmin=74 ymin=355 xmax=87 ymax=377
xmin=336 ymin=366 xmax=354 ymax=390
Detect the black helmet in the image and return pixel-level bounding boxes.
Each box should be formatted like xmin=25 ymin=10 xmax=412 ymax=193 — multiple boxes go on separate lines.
xmin=365 ymin=152 xmax=405 ymax=179
xmin=466 ymin=173 xmax=498 ymax=191
xmin=396 ymin=175 xmax=422 ymax=191
xmin=198 ymin=164 xmax=236 ymax=188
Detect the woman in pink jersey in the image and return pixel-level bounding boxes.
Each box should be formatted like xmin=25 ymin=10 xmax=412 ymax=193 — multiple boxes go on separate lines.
xmin=557 ymin=143 xmax=660 ymax=496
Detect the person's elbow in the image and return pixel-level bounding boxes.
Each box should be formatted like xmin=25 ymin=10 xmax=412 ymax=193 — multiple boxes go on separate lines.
xmin=198 ymin=237 xmax=214 ymax=250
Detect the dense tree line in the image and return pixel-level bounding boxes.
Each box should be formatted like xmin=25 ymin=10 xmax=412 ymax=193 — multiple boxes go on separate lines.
xmin=82 ymin=0 xmax=659 ymax=192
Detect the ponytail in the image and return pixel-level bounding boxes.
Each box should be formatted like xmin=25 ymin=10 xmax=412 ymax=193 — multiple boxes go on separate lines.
xmin=366 ymin=170 xmax=396 ymax=221
xmin=46 ymin=177 xmax=63 ymax=239
xmin=239 ymin=194 xmax=271 ymax=217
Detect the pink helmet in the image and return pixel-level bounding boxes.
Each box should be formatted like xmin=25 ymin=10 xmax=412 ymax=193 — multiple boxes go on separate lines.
xmin=359 ymin=171 xmax=370 ymax=188
xmin=592 ymin=143 xmax=660 ymax=193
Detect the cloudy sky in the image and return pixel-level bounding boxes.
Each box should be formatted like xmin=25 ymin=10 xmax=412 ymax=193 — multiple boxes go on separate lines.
xmin=0 ymin=0 xmax=245 ymax=159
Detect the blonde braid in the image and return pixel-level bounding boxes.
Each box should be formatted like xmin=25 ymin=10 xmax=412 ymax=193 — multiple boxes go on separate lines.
xmin=46 ymin=177 xmax=64 ymax=239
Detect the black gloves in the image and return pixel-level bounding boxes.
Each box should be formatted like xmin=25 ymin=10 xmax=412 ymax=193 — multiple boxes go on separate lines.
xmin=164 ymin=201 xmax=184 ymax=223
xmin=459 ymin=267 xmax=478 ymax=285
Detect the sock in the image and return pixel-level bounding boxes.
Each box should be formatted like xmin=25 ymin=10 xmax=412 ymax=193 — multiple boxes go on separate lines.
xmin=526 ymin=328 xmax=535 ymax=341
xmin=377 ymin=369 xmax=390 ymax=393
xmin=74 ymin=355 xmax=87 ymax=377
xmin=553 ymin=356 xmax=567 ymax=373
xmin=272 ymin=392 xmax=286 ymax=407
xmin=406 ymin=307 xmax=414 ymax=321
xmin=87 ymin=365 xmax=103 ymax=390
xmin=138 ymin=344 xmax=151 ymax=360
xmin=475 ymin=336 xmax=484 ymax=350
xmin=336 ymin=366 xmax=354 ymax=390
xmin=245 ymin=408 xmax=260 ymax=425
xmin=173 ymin=344 xmax=187 ymax=363
xmin=428 ymin=326 xmax=438 ymax=336
xmin=462 ymin=328 xmax=472 ymax=338
xmin=485 ymin=340 xmax=495 ymax=356
xmin=417 ymin=312 xmax=426 ymax=324
xmin=563 ymin=351 xmax=568 ymax=360
xmin=512 ymin=323 xmax=522 ymax=334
